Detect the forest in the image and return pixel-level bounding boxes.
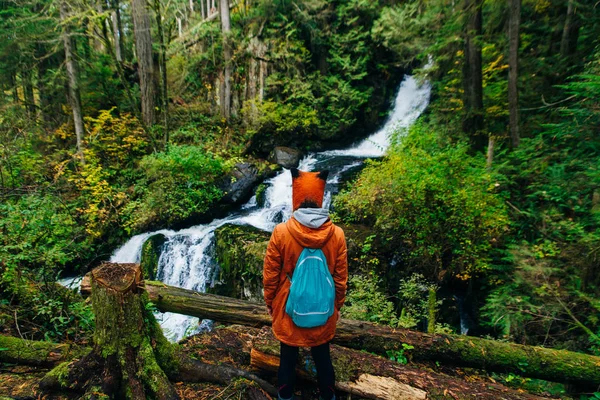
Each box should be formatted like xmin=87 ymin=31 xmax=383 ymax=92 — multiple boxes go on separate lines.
xmin=0 ymin=0 xmax=599 ymax=398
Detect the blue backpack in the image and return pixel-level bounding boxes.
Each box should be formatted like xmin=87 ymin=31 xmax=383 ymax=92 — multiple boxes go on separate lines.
xmin=285 ymin=247 xmax=335 ymax=328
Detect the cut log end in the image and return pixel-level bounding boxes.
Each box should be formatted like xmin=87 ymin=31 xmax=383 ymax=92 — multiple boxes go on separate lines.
xmin=91 ymin=262 xmax=141 ymax=292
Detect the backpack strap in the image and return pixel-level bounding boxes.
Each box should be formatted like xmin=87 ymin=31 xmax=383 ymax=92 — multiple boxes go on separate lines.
xmin=282 ymin=220 xmax=333 ymax=281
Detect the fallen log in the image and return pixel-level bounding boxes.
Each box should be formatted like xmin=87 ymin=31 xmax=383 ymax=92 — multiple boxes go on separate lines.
xmin=143 ymin=280 xmax=600 ymax=387
xmin=251 ymin=327 xmax=550 ymax=400
xmin=0 ymin=335 xmax=89 ymax=367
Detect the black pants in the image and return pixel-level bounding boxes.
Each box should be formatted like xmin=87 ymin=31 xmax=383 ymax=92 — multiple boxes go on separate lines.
xmin=277 ymin=342 xmax=335 ymax=400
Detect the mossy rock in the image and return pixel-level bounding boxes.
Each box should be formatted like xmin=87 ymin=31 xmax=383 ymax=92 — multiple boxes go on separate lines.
xmin=140 ymin=234 xmax=167 ymax=281
xmin=212 ymin=224 xmax=270 ymax=301
xmin=255 ymin=183 xmax=267 ymax=208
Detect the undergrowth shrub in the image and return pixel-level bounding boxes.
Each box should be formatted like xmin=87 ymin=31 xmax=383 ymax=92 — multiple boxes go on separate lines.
xmin=124 ymin=145 xmax=228 ymax=232
xmin=335 ymin=122 xmax=509 ymax=280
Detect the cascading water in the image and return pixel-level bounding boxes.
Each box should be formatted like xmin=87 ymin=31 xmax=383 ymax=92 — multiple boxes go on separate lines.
xmin=70 ymin=74 xmax=431 ymax=342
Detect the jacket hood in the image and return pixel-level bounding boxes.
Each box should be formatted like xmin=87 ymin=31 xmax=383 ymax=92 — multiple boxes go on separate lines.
xmin=293 ymin=208 xmax=330 ymax=229
xmin=285 ymin=215 xmax=335 ymax=249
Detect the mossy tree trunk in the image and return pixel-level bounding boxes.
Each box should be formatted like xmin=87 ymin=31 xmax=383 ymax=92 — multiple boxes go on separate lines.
xmin=43 ymin=263 xmax=276 ymax=399
xmin=41 ymin=263 xmax=179 ymax=399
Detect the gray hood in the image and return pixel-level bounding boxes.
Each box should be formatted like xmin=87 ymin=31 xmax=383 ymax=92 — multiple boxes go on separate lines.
xmin=292 ymin=208 xmax=330 ymax=229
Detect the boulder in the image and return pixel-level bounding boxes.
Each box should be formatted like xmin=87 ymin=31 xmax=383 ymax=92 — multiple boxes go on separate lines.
xmin=140 ymin=234 xmax=166 ymax=280
xmin=212 ymin=224 xmax=270 ymax=301
xmin=220 ymin=163 xmax=261 ymax=204
xmin=270 ymin=146 xmax=302 ymax=169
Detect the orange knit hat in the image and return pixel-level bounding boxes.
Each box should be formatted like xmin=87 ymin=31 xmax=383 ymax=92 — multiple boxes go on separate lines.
xmin=291 ymin=168 xmax=329 ymax=211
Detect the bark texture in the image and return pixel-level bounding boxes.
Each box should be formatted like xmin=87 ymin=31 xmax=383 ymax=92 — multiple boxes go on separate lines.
xmin=143 ymin=280 xmax=600 ymax=386
xmin=219 ymin=0 xmax=232 ymax=119
xmin=560 ymin=0 xmax=578 ymax=58
xmin=508 ymin=0 xmax=520 ymax=148
xmin=462 ymin=0 xmax=485 ymax=152
xmin=131 ymin=0 xmax=156 ymax=127
xmin=60 ymin=0 xmax=85 ymax=164
xmin=111 ymin=0 xmax=124 ymax=62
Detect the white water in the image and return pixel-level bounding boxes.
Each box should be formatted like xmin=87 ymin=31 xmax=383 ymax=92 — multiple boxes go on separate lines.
xmin=322 ymin=75 xmax=431 ymax=158
xmin=64 ymin=74 xmax=431 ymax=342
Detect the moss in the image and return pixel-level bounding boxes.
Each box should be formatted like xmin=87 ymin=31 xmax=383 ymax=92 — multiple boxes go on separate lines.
xmin=140 ymin=234 xmax=166 ymax=280
xmin=43 ymin=361 xmax=72 ymax=388
xmin=212 ymin=224 xmax=270 ymax=300
xmin=255 ymin=183 xmax=267 ymax=207
xmin=82 ymin=386 xmax=110 ymax=399
xmin=0 ymin=335 xmax=87 ymax=366
xmin=141 ymin=292 xmax=180 ymax=375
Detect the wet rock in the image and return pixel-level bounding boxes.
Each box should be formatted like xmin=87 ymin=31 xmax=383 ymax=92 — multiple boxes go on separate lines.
xmin=140 ymin=234 xmax=166 ymax=280
xmin=211 ymin=224 xmax=270 ymax=301
xmin=220 ymin=163 xmax=261 ymax=204
xmin=270 ymin=146 xmax=302 ymax=169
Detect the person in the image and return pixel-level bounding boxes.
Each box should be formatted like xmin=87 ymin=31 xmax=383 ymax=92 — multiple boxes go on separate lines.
xmin=263 ymin=168 xmax=348 ymax=400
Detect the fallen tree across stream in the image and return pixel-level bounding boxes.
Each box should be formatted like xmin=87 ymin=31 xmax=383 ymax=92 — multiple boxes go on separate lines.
xmin=141 ymin=280 xmax=600 ymax=387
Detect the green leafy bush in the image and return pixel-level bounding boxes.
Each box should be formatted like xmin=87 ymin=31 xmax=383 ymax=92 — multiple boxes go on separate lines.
xmin=0 ymin=194 xmax=92 ymax=290
xmin=124 ymin=145 xmax=228 ymax=231
xmin=335 ymin=122 xmax=509 ymax=279
xmin=342 ymin=273 xmax=398 ymax=326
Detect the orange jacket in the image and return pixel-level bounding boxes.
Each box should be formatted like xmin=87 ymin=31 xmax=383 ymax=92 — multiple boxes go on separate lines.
xmin=263 ymin=216 xmax=348 ymax=347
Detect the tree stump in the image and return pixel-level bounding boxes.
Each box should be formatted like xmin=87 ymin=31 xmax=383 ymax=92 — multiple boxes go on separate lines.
xmin=40 ymin=263 xmax=179 ymax=399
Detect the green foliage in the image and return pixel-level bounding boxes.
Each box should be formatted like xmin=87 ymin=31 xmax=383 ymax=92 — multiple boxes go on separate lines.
xmin=335 ymin=122 xmax=509 ymax=279
xmin=386 ymin=343 xmax=414 ymax=364
xmin=0 ymin=194 xmax=92 ymax=289
xmin=124 ymin=145 xmax=227 ymax=231
xmin=396 ymin=274 xmax=444 ymax=332
xmin=32 ymin=293 xmax=94 ymax=342
xmin=341 ymin=273 xmax=398 ymax=327
xmin=243 ymin=99 xmax=318 ymax=140
xmin=85 ymin=108 xmax=149 ymax=170
xmin=482 ymin=50 xmax=600 ymax=352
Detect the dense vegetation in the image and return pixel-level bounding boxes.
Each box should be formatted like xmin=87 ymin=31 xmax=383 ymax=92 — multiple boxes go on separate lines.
xmin=1 ymin=0 xmax=599 ymax=396
xmin=0 ymin=0 xmax=402 ymax=341
xmin=334 ymin=0 xmax=600 ymax=361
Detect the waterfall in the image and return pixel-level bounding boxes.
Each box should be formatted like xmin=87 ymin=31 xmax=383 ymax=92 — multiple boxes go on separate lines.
xmin=66 ymin=74 xmax=431 ymax=342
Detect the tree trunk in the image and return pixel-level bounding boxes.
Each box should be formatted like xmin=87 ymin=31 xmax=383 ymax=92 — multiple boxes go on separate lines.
xmin=486 ymin=136 xmax=495 ymax=168
xmin=508 ymin=0 xmax=520 ymax=149
xmin=131 ymin=0 xmax=156 ymax=127
xmin=60 ymin=0 xmax=85 ymax=165
xmin=41 ymin=263 xmax=179 ymax=399
xmin=111 ymin=0 xmax=124 ymax=62
xmin=142 ymin=281 xmax=600 ymax=387
xmin=220 ymin=0 xmax=231 ymax=119
xmin=560 ymin=0 xmax=576 ymax=58
xmin=251 ymin=328 xmax=551 ymax=400
xmin=36 ymin=45 xmax=63 ymax=127
xmin=21 ymin=69 xmax=36 ymax=120
xmin=154 ymin=0 xmax=169 ymax=148
xmin=8 ymin=71 xmax=19 ymax=104
xmin=462 ymin=0 xmax=485 ymax=153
